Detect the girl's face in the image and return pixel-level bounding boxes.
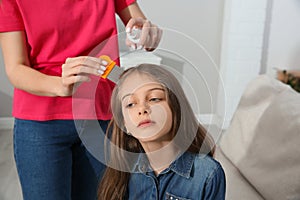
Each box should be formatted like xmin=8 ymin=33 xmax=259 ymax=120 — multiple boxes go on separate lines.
xmin=119 ymin=73 xmax=173 ymax=144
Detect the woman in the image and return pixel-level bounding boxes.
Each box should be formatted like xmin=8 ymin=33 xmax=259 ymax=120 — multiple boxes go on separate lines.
xmin=98 ymin=64 xmax=226 ymax=199
xmin=0 ymin=1 xmax=161 ymax=199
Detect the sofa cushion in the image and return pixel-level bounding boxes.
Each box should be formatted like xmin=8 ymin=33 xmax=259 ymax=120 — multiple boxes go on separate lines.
xmin=215 ymin=147 xmax=264 ymax=200
xmin=220 ymin=75 xmax=300 ymax=200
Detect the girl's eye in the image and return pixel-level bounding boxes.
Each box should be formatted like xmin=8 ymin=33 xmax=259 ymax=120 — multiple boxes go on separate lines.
xmin=125 ymin=103 xmax=135 ymax=108
xmin=149 ymin=97 xmax=162 ymax=102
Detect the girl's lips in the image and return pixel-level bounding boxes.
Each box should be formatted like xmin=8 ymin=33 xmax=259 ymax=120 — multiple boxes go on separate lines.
xmin=138 ymin=120 xmax=154 ymax=127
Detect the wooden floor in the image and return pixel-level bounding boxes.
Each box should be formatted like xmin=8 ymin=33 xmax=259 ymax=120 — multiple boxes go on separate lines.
xmin=0 ymin=129 xmax=22 ymax=200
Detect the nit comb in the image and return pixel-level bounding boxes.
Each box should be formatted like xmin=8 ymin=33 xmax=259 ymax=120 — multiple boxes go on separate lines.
xmin=100 ymin=55 xmax=124 ymax=83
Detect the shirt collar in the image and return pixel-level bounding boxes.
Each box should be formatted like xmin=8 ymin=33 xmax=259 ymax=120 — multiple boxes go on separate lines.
xmin=133 ymin=153 xmax=151 ymax=173
xmin=133 ymin=152 xmax=196 ymax=179
xmin=168 ymin=152 xmax=196 ymax=179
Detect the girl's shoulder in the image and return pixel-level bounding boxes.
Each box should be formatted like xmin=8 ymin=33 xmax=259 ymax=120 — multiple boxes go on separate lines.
xmin=194 ymin=153 xmax=222 ymax=167
xmin=192 ymin=153 xmax=225 ymax=181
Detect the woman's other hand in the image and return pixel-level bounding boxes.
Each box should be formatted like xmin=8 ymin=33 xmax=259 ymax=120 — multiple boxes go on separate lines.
xmin=125 ymin=17 xmax=162 ymax=51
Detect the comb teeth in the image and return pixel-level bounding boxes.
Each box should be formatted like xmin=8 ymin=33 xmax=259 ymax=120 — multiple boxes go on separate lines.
xmin=106 ymin=65 xmax=124 ymax=83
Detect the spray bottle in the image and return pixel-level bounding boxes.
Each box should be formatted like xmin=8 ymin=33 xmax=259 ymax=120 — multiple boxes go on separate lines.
xmin=127 ymin=27 xmax=142 ymax=44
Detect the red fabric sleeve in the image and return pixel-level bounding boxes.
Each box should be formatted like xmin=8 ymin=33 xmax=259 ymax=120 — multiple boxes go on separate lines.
xmin=114 ymin=0 xmax=136 ymax=15
xmin=0 ymin=0 xmax=24 ymax=32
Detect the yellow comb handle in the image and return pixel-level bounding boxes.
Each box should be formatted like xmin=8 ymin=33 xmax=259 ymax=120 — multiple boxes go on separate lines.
xmin=99 ymin=55 xmax=116 ymax=79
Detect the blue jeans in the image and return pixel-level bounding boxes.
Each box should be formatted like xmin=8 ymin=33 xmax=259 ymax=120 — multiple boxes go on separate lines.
xmin=13 ymin=119 xmax=109 ymax=200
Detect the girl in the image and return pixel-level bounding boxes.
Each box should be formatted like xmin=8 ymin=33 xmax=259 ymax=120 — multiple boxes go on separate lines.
xmin=98 ymin=64 xmax=226 ymax=200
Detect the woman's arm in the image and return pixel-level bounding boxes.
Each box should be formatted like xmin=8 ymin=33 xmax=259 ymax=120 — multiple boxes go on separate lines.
xmin=0 ymin=31 xmax=106 ymax=97
xmin=0 ymin=31 xmax=63 ymax=96
xmin=118 ymin=2 xmax=146 ymax=25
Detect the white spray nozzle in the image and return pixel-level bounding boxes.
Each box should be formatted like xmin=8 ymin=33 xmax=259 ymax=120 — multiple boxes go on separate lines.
xmin=127 ymin=27 xmax=141 ymax=44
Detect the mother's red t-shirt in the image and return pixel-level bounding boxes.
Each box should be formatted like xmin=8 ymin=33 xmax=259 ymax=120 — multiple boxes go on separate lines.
xmin=0 ymin=0 xmax=135 ymax=121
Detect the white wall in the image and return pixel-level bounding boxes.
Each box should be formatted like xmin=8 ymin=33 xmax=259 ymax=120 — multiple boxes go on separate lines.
xmin=265 ymin=0 xmax=300 ymax=76
xmin=218 ymin=0 xmax=269 ymax=125
xmin=138 ymin=0 xmax=224 ymax=67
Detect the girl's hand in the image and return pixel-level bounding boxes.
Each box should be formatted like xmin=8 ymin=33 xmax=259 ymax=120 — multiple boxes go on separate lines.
xmin=125 ymin=17 xmax=162 ymax=51
xmin=59 ymin=56 xmax=108 ymax=96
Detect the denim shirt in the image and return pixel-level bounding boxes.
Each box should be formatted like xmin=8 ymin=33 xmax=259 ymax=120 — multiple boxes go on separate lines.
xmin=127 ymin=152 xmax=226 ymax=200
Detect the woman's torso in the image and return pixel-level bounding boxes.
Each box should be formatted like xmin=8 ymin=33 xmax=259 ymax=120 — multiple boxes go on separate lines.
xmin=0 ymin=0 xmax=133 ymax=120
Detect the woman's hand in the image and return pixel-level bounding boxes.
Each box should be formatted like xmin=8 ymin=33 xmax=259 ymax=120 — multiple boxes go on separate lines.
xmin=59 ymin=56 xmax=108 ymax=96
xmin=125 ymin=17 xmax=162 ymax=51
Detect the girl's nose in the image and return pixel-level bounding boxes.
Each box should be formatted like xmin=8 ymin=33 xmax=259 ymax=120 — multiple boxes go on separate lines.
xmin=138 ymin=104 xmax=150 ymax=115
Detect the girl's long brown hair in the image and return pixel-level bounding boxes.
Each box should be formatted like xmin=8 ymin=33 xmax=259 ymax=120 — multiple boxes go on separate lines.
xmin=98 ymin=64 xmax=215 ymax=200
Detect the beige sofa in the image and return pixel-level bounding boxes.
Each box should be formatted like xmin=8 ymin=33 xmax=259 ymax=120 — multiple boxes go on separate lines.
xmin=214 ymin=75 xmax=300 ymax=200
